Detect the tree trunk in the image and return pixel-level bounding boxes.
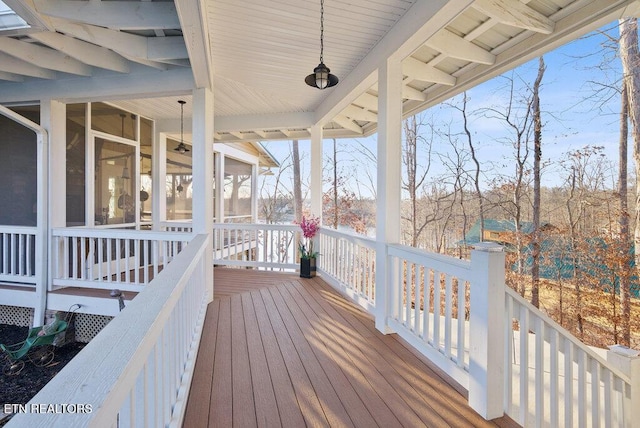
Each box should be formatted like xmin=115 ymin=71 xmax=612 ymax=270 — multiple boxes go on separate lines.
xmin=292 ymin=140 xmax=302 ymax=223
xmin=619 ymin=18 xmax=640 ymax=305
xmin=619 ymin=80 xmax=631 ymax=346
xmin=462 ymin=94 xmax=484 ymax=245
xmin=531 ymin=56 xmax=545 ymax=308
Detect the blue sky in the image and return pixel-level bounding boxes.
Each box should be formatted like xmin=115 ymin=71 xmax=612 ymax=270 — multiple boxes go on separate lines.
xmin=262 ymin=22 xmax=627 ymax=198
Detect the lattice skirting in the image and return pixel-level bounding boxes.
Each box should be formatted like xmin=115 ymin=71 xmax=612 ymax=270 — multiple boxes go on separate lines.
xmin=0 ymin=305 xmax=112 ymax=343
xmin=0 ymin=305 xmax=33 ymax=327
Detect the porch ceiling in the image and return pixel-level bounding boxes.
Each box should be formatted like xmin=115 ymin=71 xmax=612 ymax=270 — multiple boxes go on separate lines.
xmin=0 ymin=0 xmax=637 ymax=142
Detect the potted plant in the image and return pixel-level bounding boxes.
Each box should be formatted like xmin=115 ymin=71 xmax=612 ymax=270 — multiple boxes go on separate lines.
xmin=298 ymin=215 xmax=320 ymax=278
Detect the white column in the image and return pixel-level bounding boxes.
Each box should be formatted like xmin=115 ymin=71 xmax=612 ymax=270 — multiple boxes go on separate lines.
xmin=152 ymin=132 xmax=167 ymax=230
xmin=374 ymin=57 xmax=402 ymax=333
xmin=251 ymin=163 xmax=258 ymax=222
xmin=469 ymin=242 xmax=505 ymax=419
xmin=41 ymin=100 xmax=65 ymax=325
xmin=191 ymin=88 xmax=214 ymax=302
xmin=607 ymin=347 xmax=640 ymax=428
xmin=310 ymin=124 xmax=323 ymax=221
xmin=215 ymin=153 xmax=224 ymax=223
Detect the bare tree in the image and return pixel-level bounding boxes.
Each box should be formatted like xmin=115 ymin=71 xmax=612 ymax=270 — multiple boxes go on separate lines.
xmin=619 ymin=80 xmax=632 ymax=346
xmin=619 ymin=17 xmax=640 ymax=345
xmin=292 ymin=140 xmax=302 ymax=222
xmin=402 ymin=114 xmax=433 ymax=247
xmin=531 ymin=56 xmax=546 ymax=308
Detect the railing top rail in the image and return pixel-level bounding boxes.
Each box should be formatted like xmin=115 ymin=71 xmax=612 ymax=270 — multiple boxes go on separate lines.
xmin=213 ymin=222 xmax=299 ymax=231
xmin=319 ymin=227 xmax=377 ymax=247
xmin=10 ymin=234 xmax=210 ymax=427
xmin=388 ymin=243 xmax=472 ymax=273
xmin=505 ymin=287 xmax=631 ymax=384
xmin=52 ymin=227 xmax=190 ymax=240
xmin=0 ymin=225 xmax=37 ymax=233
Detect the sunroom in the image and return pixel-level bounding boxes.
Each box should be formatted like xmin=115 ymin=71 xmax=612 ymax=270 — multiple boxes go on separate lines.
xmin=0 ymin=0 xmax=639 ymax=426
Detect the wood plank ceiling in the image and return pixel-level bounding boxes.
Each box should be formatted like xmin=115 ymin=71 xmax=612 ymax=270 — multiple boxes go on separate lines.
xmin=0 ymin=0 xmax=637 ymax=143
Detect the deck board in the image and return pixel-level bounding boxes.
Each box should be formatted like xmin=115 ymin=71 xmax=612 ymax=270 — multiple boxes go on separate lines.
xmin=183 ymin=268 xmax=519 ymax=428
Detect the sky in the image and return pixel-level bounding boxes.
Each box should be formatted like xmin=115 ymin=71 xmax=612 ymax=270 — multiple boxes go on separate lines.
xmin=261 ymin=21 xmax=628 ymax=199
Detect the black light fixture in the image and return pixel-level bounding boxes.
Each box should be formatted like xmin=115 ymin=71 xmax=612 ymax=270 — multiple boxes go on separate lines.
xmin=305 ymin=0 xmax=338 ymax=89
xmin=174 ymin=100 xmax=190 ymax=154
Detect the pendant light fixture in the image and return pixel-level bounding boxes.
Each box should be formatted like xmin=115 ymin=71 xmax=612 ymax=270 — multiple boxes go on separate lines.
xmin=174 ymin=100 xmax=190 ymax=154
xmin=305 ymin=0 xmax=338 ymax=89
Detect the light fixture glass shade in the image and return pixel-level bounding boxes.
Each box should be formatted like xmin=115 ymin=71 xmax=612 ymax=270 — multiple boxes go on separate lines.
xmin=305 ymin=62 xmax=338 ymax=89
xmin=121 ymin=165 xmax=130 ymax=179
xmin=174 ymin=142 xmax=190 ymax=154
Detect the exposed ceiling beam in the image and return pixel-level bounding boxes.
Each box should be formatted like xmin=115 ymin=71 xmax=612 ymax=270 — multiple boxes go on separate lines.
xmin=34 ymin=0 xmax=180 ymax=30
xmin=3 ymin=0 xmax=53 ymax=31
xmin=254 ymin=130 xmax=267 ymax=138
xmin=403 ymin=57 xmax=456 ymax=86
xmin=0 ymin=71 xmax=24 ymax=82
xmin=229 ymin=131 xmax=244 ymax=139
xmin=174 ymin=0 xmax=213 ymax=89
xmin=426 ymin=28 xmax=496 ymax=65
xmin=333 ymin=114 xmax=364 ymax=134
xmin=342 ymin=105 xmax=378 ymax=122
xmin=473 ymin=0 xmax=555 ymax=34
xmin=214 ymin=112 xmax=314 ymax=133
xmin=55 ymin=23 xmax=187 ymax=61
xmin=352 ymin=93 xmax=379 ymax=111
xmin=0 ymin=52 xmax=56 ymax=79
xmin=402 ymin=84 xmax=428 ymax=101
xmin=30 ymin=31 xmax=130 ymax=73
xmin=0 ymin=67 xmax=193 ymax=103
xmin=280 ymin=129 xmax=291 ymax=138
xmin=0 ymin=37 xmax=91 ymax=76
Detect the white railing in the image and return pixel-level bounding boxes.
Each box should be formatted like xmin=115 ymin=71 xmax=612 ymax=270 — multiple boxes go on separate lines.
xmin=51 ymin=228 xmax=190 ymax=292
xmin=208 ymin=223 xmax=639 ymax=424
xmin=160 ymin=220 xmax=193 ymax=233
xmin=0 ymin=226 xmax=37 ymax=285
xmin=213 ymin=223 xmax=300 ymax=270
xmin=7 ymin=234 xmax=211 ymax=428
xmin=318 ymin=228 xmax=376 ymax=311
xmin=385 ymin=243 xmax=473 ymax=388
xmin=505 ymin=288 xmax=633 ymax=427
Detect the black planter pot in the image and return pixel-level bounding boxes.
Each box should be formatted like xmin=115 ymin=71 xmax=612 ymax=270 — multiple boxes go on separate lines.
xmin=300 ymin=257 xmax=316 ymax=278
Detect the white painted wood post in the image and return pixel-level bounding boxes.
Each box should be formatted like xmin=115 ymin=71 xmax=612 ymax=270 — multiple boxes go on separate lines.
xmin=607 ymin=347 xmax=640 ymax=427
xmin=191 ymin=88 xmax=214 ymax=302
xmin=469 ymin=242 xmax=505 ymax=419
xmin=310 ymin=124 xmax=323 ymax=223
xmin=215 ymin=152 xmax=225 ymax=224
xmin=375 ymin=56 xmax=402 ymax=334
xmin=152 ymin=132 xmax=167 ymax=231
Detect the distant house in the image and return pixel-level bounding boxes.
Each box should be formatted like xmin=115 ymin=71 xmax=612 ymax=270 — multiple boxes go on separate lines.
xmin=457 ymin=219 xmax=555 ymax=248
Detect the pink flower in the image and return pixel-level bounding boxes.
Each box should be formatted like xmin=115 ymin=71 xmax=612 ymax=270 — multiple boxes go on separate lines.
xmin=300 ymin=215 xmax=320 ymax=239
xmin=298 ymin=215 xmax=320 ymax=259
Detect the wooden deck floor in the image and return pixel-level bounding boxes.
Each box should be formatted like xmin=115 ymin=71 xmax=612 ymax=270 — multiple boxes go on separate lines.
xmin=184 ymin=268 xmax=519 ymax=428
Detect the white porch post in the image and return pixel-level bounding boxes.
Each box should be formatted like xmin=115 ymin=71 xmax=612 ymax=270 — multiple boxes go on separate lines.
xmin=191 ymin=88 xmax=214 ymax=302
xmin=375 ymin=57 xmax=402 ymax=334
xmin=41 ymin=100 xmax=65 ymax=325
xmin=251 ymin=163 xmax=258 ymax=222
xmin=469 ymin=242 xmax=505 ymax=419
xmin=215 ymin=153 xmax=224 ymax=223
xmin=310 ymin=124 xmax=323 ymax=222
xmin=607 ymin=348 xmax=640 ymax=427
xmin=152 ymin=132 xmax=167 ymax=230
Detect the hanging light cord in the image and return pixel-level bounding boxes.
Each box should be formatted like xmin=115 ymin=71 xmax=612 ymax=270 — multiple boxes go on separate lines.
xmin=320 ymin=0 xmax=324 ymax=64
xmin=180 ymin=102 xmax=184 ymax=144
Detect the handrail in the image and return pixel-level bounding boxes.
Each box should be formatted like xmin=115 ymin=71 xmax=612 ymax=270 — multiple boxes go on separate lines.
xmin=7 ymin=234 xmax=210 ymax=427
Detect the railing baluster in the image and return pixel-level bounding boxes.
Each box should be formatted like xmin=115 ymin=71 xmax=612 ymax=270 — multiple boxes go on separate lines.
xmin=519 ymin=304 xmax=529 ymax=426
xmin=549 ymin=328 xmax=559 ymax=427
xmin=444 ymin=274 xmax=452 ymax=357
xmin=565 ymin=339 xmax=574 ymax=427
xmin=535 ymin=317 xmax=544 ymax=428
xmin=591 ymin=357 xmax=600 ymax=426
xmin=433 ymin=271 xmax=441 ymax=349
